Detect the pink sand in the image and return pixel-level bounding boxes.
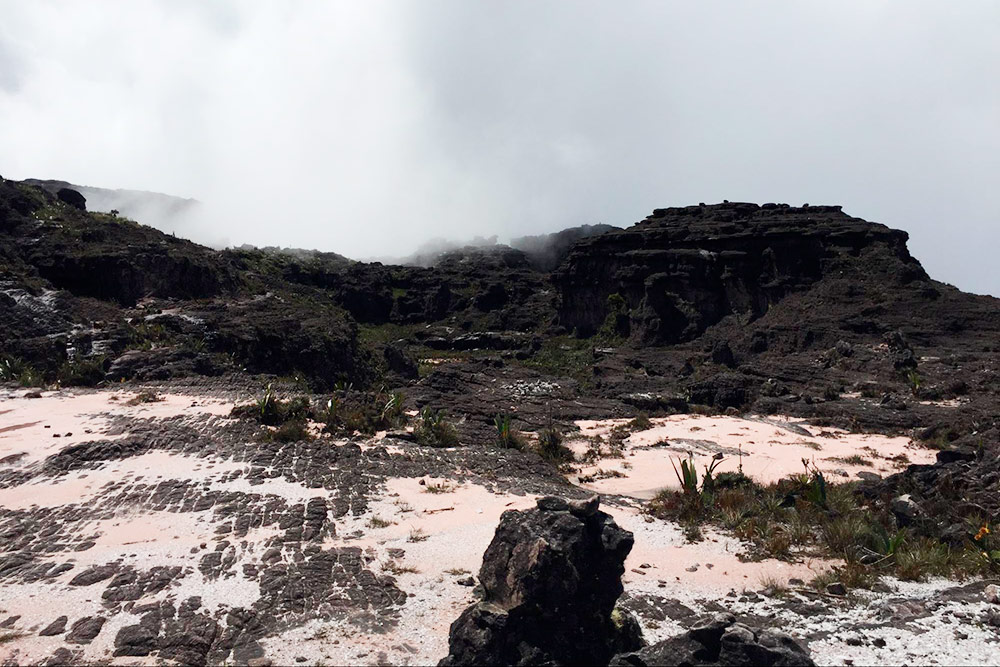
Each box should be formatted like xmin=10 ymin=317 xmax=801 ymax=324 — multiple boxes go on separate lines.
xmin=569 ymin=415 xmax=933 ymax=499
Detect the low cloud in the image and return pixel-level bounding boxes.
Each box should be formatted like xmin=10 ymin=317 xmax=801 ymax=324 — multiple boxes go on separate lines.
xmin=0 ymin=1 xmax=998 ymax=293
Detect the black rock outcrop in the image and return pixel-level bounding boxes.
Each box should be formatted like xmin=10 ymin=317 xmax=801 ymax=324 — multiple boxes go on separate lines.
xmin=556 ymin=203 xmax=924 ymax=343
xmin=610 ymin=612 xmax=814 ymax=667
xmin=440 ymin=495 xmax=643 ymax=666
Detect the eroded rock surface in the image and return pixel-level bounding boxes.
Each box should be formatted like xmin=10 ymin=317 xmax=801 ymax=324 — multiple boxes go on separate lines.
xmin=611 ymin=612 xmax=814 ymax=667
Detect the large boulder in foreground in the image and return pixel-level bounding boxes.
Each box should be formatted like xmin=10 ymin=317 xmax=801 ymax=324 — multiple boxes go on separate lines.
xmin=439 ymin=495 xmax=642 ymax=666
xmin=611 ymin=612 xmax=815 ymax=667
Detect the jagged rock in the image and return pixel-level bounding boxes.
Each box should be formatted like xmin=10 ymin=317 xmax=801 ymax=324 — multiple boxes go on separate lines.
xmin=68 ymin=564 xmax=119 ymax=586
xmin=439 ymin=497 xmax=642 ymax=666
xmin=568 ymin=494 xmax=601 ymax=517
xmin=886 ymin=330 xmax=917 ymax=370
xmin=66 ymin=616 xmax=106 ymax=644
xmin=710 ymin=341 xmax=736 ymax=367
xmin=688 ymin=372 xmax=756 ymax=409
xmin=610 ymin=612 xmax=814 ymax=666
xmin=891 ymin=494 xmax=922 ymax=525
xmin=38 ymin=615 xmax=68 ymax=636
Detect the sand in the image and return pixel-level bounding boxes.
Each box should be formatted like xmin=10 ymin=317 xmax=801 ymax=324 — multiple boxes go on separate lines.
xmin=0 ymin=390 xmax=971 ymax=665
xmin=569 ymin=414 xmax=933 ymax=499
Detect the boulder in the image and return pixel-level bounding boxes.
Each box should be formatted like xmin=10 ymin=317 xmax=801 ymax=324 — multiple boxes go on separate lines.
xmin=610 ymin=612 xmax=814 ymax=666
xmin=57 ymin=187 xmax=86 ymax=210
xmin=439 ymin=495 xmax=642 ymax=666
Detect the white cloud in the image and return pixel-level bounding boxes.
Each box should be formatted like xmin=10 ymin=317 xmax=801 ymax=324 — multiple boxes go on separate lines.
xmin=0 ymin=0 xmax=998 ymax=293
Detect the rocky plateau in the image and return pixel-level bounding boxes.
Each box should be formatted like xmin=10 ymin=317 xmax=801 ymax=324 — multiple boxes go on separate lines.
xmin=2 ymin=177 xmax=999 ymax=665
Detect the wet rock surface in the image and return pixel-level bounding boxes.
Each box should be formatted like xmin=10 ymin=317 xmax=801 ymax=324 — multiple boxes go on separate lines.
xmin=440 ymin=495 xmax=642 ymax=666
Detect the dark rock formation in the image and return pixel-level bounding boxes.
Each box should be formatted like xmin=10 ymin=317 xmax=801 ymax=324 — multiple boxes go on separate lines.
xmin=610 ymin=612 xmax=814 ymax=666
xmin=38 ymin=615 xmax=68 ymax=636
xmin=511 ymin=223 xmax=618 ymax=271
xmin=556 ymin=203 xmax=924 ymax=343
xmin=440 ymin=495 xmax=642 ymax=666
xmin=66 ymin=615 xmax=106 ymax=644
xmin=56 ymin=187 xmax=86 ymax=210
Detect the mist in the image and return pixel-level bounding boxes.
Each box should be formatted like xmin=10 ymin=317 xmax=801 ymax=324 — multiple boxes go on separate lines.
xmin=1 ymin=1 xmax=998 ymax=294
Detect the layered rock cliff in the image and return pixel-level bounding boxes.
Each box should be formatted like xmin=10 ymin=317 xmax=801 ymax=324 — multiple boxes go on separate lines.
xmin=556 ymin=202 xmax=925 ymax=343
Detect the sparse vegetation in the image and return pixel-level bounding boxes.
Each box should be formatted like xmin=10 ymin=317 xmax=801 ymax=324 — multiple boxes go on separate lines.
xmin=414 ymin=407 xmax=460 ymax=447
xmin=367 ymin=516 xmax=393 ymax=529
xmin=126 ymin=390 xmax=163 ymax=405
xmin=57 ymin=356 xmax=107 ymax=387
xmin=649 ymin=457 xmax=999 ymax=591
xmin=494 ymin=413 xmax=525 ymax=450
xmin=829 ymin=454 xmax=873 ymax=467
xmin=261 ymin=419 xmax=313 ymax=443
xmin=423 ymin=481 xmax=456 ymax=494
xmin=536 ymin=423 xmax=572 ymax=463
xmin=596 ymin=292 xmax=630 ymax=343
xmin=384 ymin=562 xmax=419 ymax=575
xmin=0 ymin=356 xmax=43 ymax=387
xmin=322 ymin=385 xmax=406 ymax=435
xmin=232 ymin=383 xmax=310 ymax=426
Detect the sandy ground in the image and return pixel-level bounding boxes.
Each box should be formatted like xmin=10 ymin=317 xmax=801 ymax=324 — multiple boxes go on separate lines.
xmin=568 ymin=415 xmax=934 ymax=499
xmin=0 ymin=389 xmax=988 ymax=666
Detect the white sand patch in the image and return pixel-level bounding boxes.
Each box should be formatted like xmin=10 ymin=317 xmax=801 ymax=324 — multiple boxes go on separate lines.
xmin=0 ymin=389 xmax=233 ymax=465
xmin=569 ymin=414 xmax=934 ymax=499
xmin=0 ymin=580 xmax=124 ymax=664
xmin=0 ymin=450 xmax=249 ymax=510
xmin=616 ymin=509 xmax=836 ymax=598
xmin=261 ymin=477 xmax=839 ymax=665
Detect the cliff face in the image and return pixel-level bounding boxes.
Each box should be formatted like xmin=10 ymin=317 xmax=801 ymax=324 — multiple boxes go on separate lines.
xmin=556 ymin=202 xmax=925 ymax=343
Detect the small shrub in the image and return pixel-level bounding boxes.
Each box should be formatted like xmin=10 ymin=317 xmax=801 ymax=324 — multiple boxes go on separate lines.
xmin=0 ymin=357 xmax=43 ymax=387
xmin=57 ymin=356 xmax=107 ymax=387
xmin=596 ymin=293 xmax=630 ymax=342
xmin=494 ymin=414 xmax=525 ymax=450
xmin=323 ymin=387 xmax=406 ymax=435
xmin=414 ymin=408 xmax=459 ymax=447
xmin=423 ymin=481 xmax=455 ymax=494
xmin=628 ymin=414 xmax=652 ymax=431
xmin=127 ymin=391 xmax=163 ymax=406
xmin=829 ymin=454 xmax=872 ymax=467
xmin=536 ymin=425 xmax=572 ymax=463
xmin=822 ymin=385 xmax=842 ymax=401
xmin=895 ymin=538 xmax=951 ymax=581
xmin=261 ymin=419 xmax=313 ymax=443
xmin=671 ymin=455 xmax=699 ymax=495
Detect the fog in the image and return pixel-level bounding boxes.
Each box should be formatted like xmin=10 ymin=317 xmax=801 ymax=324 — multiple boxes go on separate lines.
xmin=1 ymin=1 xmax=998 ymax=293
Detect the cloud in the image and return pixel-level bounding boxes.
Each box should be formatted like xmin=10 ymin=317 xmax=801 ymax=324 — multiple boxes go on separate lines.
xmin=0 ymin=0 xmax=998 ymax=293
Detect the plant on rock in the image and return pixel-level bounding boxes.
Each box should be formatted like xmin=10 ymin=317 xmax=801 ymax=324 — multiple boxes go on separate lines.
xmin=414 ymin=407 xmax=459 ymax=447
xmin=494 ymin=413 xmax=524 ymax=450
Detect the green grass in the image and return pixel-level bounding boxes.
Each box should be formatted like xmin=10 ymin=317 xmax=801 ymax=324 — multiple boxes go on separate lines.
xmin=519 ymin=336 xmax=595 ymax=387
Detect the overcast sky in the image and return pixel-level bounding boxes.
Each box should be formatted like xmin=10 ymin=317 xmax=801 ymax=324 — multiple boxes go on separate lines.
xmin=1 ymin=1 xmax=998 ymax=293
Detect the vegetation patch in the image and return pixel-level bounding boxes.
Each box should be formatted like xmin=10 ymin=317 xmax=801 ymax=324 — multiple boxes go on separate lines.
xmin=647 ymin=457 xmax=999 ymax=592
xmin=494 ymin=413 xmax=526 ymax=450
xmin=321 ymin=384 xmax=406 ymax=435
xmin=414 ymin=407 xmax=460 ymax=447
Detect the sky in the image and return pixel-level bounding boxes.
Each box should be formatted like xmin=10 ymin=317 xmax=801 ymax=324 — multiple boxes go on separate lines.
xmin=1 ymin=1 xmax=998 ymax=294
